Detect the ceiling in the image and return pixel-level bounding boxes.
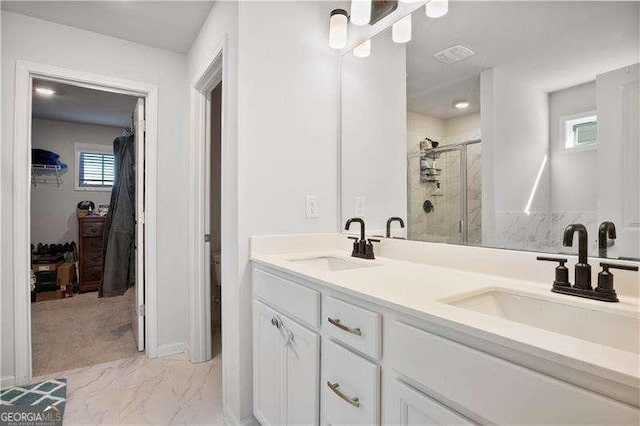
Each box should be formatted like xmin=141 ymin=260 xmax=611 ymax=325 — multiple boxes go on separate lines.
xmin=32 ymin=79 xmax=139 ymax=128
xmin=397 ymin=1 xmax=639 ymax=119
xmin=0 ymin=1 xmax=214 ymax=53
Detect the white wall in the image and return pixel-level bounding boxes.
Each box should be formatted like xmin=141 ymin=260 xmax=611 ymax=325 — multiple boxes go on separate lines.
xmin=1 ymin=11 xmax=189 ymax=382
xmin=548 ymin=81 xmax=597 ymax=213
xmin=443 ymin=112 xmax=481 ymax=144
xmin=407 ymin=111 xmax=444 ymax=153
xmin=187 ymin=2 xmax=342 ymax=423
xmin=341 ymin=29 xmax=407 ymax=234
xmin=481 ymin=68 xmax=550 ymax=249
xmin=238 ymin=1 xmax=340 ymax=420
xmin=30 ymin=119 xmax=120 ymax=245
xmin=407 ymin=111 xmax=481 ymax=150
xmin=186 ymin=0 xmax=241 ymax=421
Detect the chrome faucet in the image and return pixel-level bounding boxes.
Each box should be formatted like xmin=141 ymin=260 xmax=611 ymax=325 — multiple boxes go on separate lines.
xmin=386 ymin=217 xmax=405 ymax=239
xmin=345 ymin=218 xmax=378 ymax=259
xmin=598 ymin=221 xmax=616 ymax=258
xmin=562 ymin=223 xmax=591 ymax=290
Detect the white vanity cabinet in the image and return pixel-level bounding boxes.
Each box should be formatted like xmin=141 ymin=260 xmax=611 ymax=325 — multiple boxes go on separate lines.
xmin=253 ymin=301 xmax=320 ymax=425
xmin=252 ymin=263 xmax=640 ymax=426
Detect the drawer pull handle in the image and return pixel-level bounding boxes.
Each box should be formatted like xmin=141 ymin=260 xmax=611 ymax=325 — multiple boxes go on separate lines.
xmin=327 ymin=382 xmax=360 ymax=408
xmin=328 ymin=318 xmax=361 ymax=336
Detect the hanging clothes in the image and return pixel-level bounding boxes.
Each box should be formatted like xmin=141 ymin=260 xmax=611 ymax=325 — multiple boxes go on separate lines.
xmin=100 ymin=129 xmax=135 ymax=297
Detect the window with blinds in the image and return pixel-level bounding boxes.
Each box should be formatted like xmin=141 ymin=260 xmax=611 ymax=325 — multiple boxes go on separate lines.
xmin=78 ymin=151 xmax=115 ymax=188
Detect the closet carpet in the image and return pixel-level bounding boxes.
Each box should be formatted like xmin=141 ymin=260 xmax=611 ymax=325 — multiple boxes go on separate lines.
xmin=31 ymin=291 xmax=138 ymax=376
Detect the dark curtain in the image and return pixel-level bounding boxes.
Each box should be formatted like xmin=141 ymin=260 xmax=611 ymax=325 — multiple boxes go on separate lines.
xmin=100 ymin=130 xmax=135 ymax=297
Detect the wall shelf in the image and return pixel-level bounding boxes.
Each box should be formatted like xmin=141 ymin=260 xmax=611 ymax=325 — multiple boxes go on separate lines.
xmin=31 ymin=164 xmax=65 ymax=188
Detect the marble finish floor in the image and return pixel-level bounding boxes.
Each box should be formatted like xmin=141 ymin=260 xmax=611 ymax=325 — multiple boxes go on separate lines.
xmin=33 ymin=353 xmax=222 ymax=425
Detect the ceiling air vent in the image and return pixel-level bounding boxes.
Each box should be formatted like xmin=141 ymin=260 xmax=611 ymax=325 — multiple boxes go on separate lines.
xmin=433 ymin=45 xmax=475 ymax=64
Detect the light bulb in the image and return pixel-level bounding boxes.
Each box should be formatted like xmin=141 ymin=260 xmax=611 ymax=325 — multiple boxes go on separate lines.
xmin=454 ymin=101 xmax=470 ymax=109
xmin=329 ymin=9 xmax=348 ymax=49
xmin=353 ymin=39 xmax=371 ymax=58
xmin=392 ymin=14 xmax=412 ymax=43
xmin=426 ymin=0 xmax=448 ymax=18
xmin=350 ymin=0 xmax=371 ymax=26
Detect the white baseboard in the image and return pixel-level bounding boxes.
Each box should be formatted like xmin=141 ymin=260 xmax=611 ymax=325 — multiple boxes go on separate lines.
xmin=156 ymin=342 xmax=185 ymax=358
xmin=223 ymin=405 xmax=259 ymax=426
xmin=1 ymin=375 xmax=16 ymax=389
xmin=184 ymin=340 xmax=193 ymax=362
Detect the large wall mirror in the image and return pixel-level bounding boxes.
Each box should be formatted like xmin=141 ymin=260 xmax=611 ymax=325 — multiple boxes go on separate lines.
xmin=340 ymin=1 xmax=640 ymax=260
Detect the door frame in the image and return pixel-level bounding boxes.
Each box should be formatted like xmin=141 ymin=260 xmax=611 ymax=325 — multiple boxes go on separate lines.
xmin=12 ymin=60 xmax=159 ymax=384
xmin=188 ymin=34 xmax=227 ymax=364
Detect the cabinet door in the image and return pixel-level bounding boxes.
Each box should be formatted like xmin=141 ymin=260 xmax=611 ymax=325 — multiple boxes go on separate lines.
xmin=254 ymin=301 xmax=285 ymax=425
xmin=283 ymin=315 xmax=320 ymax=425
xmin=384 ymin=379 xmax=473 ymax=425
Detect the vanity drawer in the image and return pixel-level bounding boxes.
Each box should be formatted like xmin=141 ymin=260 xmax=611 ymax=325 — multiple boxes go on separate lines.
xmin=323 ymin=296 xmax=381 ymax=359
xmin=253 ymin=268 xmax=320 ymax=328
xmin=321 ymin=339 xmax=380 ymax=425
xmin=387 ymin=321 xmax=640 ymax=425
xmin=82 ymin=221 xmax=105 ymax=237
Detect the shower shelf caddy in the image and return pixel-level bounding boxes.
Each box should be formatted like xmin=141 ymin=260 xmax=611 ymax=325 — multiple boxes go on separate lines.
xmin=419 ymin=147 xmax=442 ymax=184
xmin=31 ymin=164 xmax=64 ymax=188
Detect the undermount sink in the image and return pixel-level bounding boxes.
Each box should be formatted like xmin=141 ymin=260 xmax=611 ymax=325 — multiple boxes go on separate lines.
xmin=446 ymin=289 xmax=639 ymax=354
xmin=288 ymin=256 xmax=377 ymax=272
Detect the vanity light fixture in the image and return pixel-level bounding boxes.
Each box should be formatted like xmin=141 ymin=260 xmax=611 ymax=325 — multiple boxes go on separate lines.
xmin=454 ymin=101 xmax=470 ymax=109
xmin=392 ymin=14 xmax=412 ymax=43
xmin=353 ymin=39 xmax=371 ymax=58
xmin=350 ymin=0 xmax=372 ymax=26
xmin=426 ymin=0 xmax=449 ymax=18
xmin=35 ymin=87 xmax=56 ymax=96
xmin=329 ymin=9 xmax=349 ymax=49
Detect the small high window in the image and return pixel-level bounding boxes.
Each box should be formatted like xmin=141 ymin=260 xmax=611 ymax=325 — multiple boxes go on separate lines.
xmin=75 ymin=144 xmax=114 ymax=191
xmin=564 ymin=113 xmax=597 ymax=149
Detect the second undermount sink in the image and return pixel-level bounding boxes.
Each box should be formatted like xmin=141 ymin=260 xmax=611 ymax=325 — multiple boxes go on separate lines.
xmin=288 ymin=256 xmax=377 ymax=272
xmin=446 ymin=289 xmax=639 ymax=354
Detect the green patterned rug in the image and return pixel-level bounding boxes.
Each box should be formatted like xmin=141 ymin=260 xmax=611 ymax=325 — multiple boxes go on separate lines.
xmin=1 ymin=379 xmax=67 ymax=412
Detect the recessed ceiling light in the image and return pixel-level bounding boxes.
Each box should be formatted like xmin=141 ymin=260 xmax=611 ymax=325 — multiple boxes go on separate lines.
xmin=454 ymin=101 xmax=470 ymax=109
xmin=35 ymin=87 xmax=56 ymax=96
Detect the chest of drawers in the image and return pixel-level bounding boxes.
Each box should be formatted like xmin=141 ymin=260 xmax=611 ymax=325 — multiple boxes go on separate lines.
xmin=77 ymin=216 xmax=106 ymax=293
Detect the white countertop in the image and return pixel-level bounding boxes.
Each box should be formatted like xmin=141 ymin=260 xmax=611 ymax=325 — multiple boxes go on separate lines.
xmin=252 ymin=249 xmax=640 ymax=390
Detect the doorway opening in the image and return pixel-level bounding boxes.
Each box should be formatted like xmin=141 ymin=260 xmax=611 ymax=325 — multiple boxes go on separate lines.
xmin=12 ymin=61 xmax=159 ymax=385
xmin=28 ymin=78 xmax=145 ymax=377
xmin=208 ymin=82 xmax=223 ymax=358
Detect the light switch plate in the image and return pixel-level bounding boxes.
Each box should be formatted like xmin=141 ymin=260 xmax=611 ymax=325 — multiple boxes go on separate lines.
xmin=355 ymin=196 xmax=365 ymax=217
xmin=305 ymin=195 xmax=319 ymax=218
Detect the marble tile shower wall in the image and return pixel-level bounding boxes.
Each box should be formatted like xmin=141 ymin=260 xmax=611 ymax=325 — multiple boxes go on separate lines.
xmin=494 ymin=210 xmax=597 ymax=255
xmin=408 ymin=146 xmax=482 ymax=245
xmin=466 ymin=143 xmax=483 ymax=246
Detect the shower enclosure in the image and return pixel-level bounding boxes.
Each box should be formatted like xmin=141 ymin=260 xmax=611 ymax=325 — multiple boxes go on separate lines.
xmin=408 ymin=139 xmax=482 ymax=245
